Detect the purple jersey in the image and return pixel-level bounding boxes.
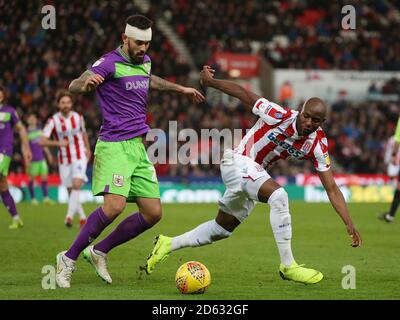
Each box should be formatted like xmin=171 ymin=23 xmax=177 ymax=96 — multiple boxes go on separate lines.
xmin=28 ymin=128 xmax=45 ymax=162
xmin=0 ymin=105 xmax=20 ymax=156
xmin=89 ymin=47 xmax=152 ymax=142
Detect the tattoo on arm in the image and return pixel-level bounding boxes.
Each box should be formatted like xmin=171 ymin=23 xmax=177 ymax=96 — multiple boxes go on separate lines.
xmin=150 ymin=75 xmax=183 ymax=92
xmin=69 ymin=70 xmax=93 ymax=94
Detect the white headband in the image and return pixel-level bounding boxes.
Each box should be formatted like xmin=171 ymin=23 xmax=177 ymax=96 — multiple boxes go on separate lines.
xmin=125 ymin=24 xmax=152 ymax=41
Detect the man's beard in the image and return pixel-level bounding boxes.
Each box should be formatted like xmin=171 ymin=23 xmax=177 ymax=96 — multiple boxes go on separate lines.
xmin=128 ymin=43 xmax=145 ymax=63
xmin=131 ymin=54 xmax=144 ymax=64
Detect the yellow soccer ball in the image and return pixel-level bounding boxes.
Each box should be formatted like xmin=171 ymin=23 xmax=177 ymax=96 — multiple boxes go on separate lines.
xmin=175 ymin=261 xmax=211 ymax=294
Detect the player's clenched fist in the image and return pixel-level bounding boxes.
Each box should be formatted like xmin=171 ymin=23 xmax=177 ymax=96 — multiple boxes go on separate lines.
xmin=199 ymin=65 xmax=215 ymax=87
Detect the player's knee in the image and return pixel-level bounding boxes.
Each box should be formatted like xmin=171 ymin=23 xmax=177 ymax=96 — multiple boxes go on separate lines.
xmin=72 ymin=179 xmax=83 ymax=190
xmin=141 ymin=205 xmax=162 ymax=225
xmin=104 ymin=200 xmax=126 ymax=217
xmin=268 ymin=188 xmax=289 ymax=214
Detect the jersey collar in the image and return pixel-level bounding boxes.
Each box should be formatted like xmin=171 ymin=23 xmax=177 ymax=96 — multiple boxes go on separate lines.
xmin=58 ymin=111 xmax=72 ymax=119
xmin=117 ymin=46 xmax=133 ymax=64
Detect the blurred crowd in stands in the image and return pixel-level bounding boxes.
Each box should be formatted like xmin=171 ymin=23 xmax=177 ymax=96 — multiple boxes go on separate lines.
xmin=1 ymin=0 xmax=399 ymax=182
xmin=157 ymin=0 xmax=400 ymax=70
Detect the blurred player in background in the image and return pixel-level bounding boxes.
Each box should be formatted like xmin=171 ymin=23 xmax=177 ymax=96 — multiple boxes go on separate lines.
xmin=54 ymin=14 xmax=205 ymax=288
xmin=41 ymin=90 xmax=90 ymax=228
xmin=26 ymin=113 xmax=55 ymax=205
xmin=145 ymin=66 xmax=362 ymax=285
xmin=0 ymin=86 xmax=32 ymax=229
xmin=379 ymin=117 xmax=400 ymax=223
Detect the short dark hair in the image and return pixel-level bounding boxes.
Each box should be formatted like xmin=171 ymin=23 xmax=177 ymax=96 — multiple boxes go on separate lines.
xmin=56 ymin=89 xmax=73 ymax=103
xmin=125 ymin=15 xmax=152 ymax=30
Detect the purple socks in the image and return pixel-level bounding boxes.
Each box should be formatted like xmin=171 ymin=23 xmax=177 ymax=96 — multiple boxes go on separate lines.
xmin=94 ymin=212 xmax=150 ymax=254
xmin=65 ymin=207 xmax=111 ymax=260
xmin=41 ymin=180 xmax=49 ymax=198
xmin=1 ymin=190 xmax=18 ymax=217
xmin=28 ymin=180 xmax=35 ymax=199
xmin=28 ymin=180 xmax=49 ymax=199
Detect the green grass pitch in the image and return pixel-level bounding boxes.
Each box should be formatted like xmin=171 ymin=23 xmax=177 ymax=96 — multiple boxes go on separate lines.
xmin=0 ymin=202 xmax=399 ymax=300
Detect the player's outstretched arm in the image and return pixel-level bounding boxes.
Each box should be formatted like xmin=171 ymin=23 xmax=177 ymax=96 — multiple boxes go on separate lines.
xmin=69 ymin=70 xmax=104 ymax=94
xmin=318 ymin=170 xmax=362 ymax=247
xmin=39 ymin=136 xmax=67 ymax=148
xmin=15 ymin=122 xmax=32 ymax=165
xmin=199 ymin=65 xmax=261 ymax=107
xmin=150 ymin=75 xmax=205 ymax=103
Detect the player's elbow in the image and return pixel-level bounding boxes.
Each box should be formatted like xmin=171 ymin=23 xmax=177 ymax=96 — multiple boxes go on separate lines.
xmin=68 ymin=81 xmax=76 ymax=93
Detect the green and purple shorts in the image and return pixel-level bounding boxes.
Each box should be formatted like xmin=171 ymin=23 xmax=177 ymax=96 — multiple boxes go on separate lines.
xmin=0 ymin=153 xmax=11 ymax=177
xmin=92 ymin=137 xmax=160 ymax=202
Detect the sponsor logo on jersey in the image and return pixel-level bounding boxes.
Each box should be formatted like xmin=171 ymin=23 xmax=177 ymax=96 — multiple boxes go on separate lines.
xmin=125 ymin=79 xmax=149 ymax=90
xmin=267 ymin=132 xmax=304 ymax=158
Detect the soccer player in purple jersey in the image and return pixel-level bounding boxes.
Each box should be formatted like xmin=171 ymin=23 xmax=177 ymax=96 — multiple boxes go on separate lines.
xmin=0 ymin=86 xmax=32 ymax=229
xmin=55 ymin=15 xmax=205 ymax=288
xmin=26 ymin=113 xmax=55 ymax=205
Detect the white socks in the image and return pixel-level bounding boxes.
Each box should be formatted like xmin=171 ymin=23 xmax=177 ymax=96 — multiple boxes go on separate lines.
xmin=76 ymin=202 xmax=86 ymax=219
xmin=268 ymin=188 xmax=295 ymax=267
xmin=66 ymin=190 xmax=86 ymax=219
xmin=171 ymin=219 xmax=232 ymax=251
xmin=169 ymin=188 xmax=295 ymax=268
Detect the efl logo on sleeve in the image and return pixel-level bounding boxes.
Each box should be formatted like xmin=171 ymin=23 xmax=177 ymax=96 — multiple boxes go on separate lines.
xmin=112 ymin=174 xmax=124 ymax=187
xmin=92 ymin=58 xmax=105 ymax=67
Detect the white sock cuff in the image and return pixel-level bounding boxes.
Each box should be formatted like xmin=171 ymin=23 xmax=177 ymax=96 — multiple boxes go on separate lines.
xmin=212 ymin=220 xmax=232 ymax=237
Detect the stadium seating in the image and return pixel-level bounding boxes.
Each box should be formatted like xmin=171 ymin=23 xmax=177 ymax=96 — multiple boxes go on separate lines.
xmin=1 ymin=0 xmax=399 ymax=179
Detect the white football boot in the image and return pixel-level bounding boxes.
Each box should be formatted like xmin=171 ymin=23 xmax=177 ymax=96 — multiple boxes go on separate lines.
xmin=56 ymin=251 xmax=76 ymax=288
xmin=83 ymin=246 xmax=112 ymax=284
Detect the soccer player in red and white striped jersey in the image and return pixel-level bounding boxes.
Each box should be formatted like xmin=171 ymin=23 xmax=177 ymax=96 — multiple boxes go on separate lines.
xmin=145 ymin=66 xmax=362 ymax=285
xmin=41 ymin=90 xmax=91 ymax=228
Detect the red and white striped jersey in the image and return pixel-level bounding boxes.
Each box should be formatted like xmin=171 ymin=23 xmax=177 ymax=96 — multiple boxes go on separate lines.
xmin=43 ymin=111 xmax=87 ymax=165
xmin=236 ymin=98 xmax=331 ymax=172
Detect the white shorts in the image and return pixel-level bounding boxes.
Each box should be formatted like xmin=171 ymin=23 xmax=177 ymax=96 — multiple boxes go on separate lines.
xmin=218 ymin=149 xmax=271 ymax=223
xmin=387 ymin=163 xmax=399 ymax=178
xmin=59 ymin=158 xmax=88 ymax=188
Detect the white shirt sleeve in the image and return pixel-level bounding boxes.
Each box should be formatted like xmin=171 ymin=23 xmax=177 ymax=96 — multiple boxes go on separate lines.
xmin=252 ymin=98 xmax=288 ymax=125
xmin=311 ymin=137 xmax=331 ymax=172
xmin=42 ymin=118 xmax=55 ymax=138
